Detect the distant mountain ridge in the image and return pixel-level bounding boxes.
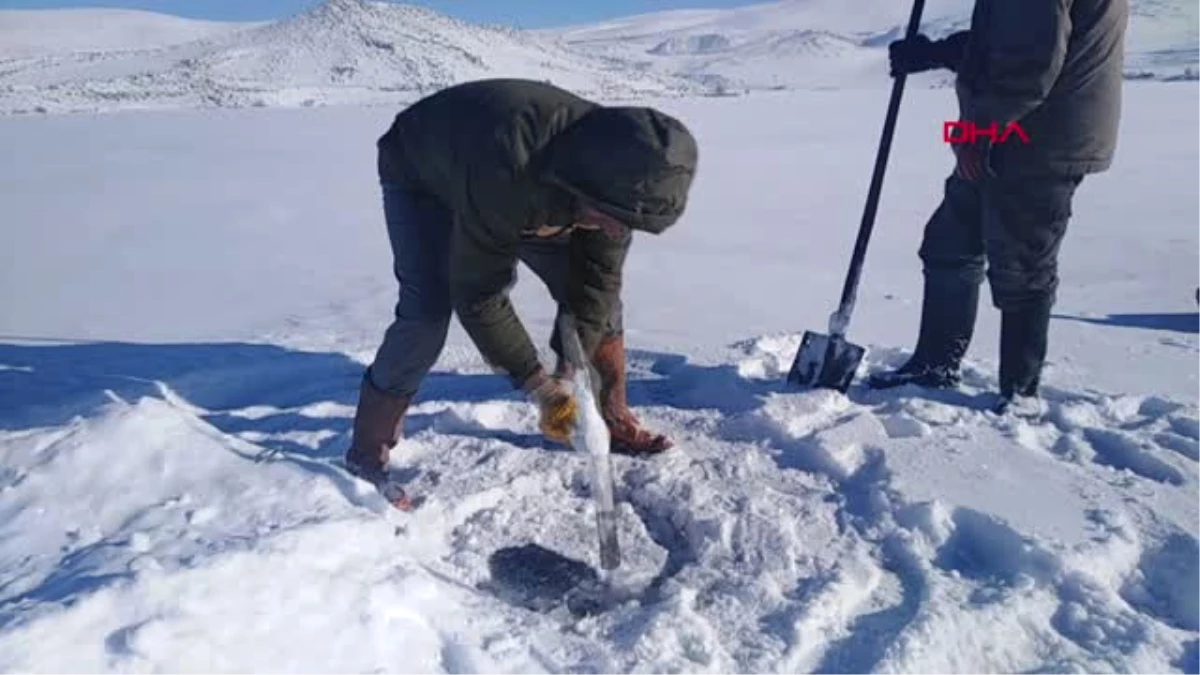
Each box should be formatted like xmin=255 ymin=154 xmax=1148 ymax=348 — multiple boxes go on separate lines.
xmin=542 ymin=0 xmax=1198 ymax=91
xmin=0 ymin=0 xmax=1195 ymax=115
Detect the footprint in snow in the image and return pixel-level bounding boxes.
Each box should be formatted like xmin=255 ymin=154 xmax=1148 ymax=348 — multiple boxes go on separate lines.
xmin=1051 ymin=574 xmax=1158 ymax=659
xmin=104 ymin=618 xmax=156 ymax=661
xmin=1082 ymin=428 xmax=1186 ymax=486
xmin=1168 ymin=415 xmax=1200 ymax=440
xmin=1118 ymin=532 xmax=1200 ymax=632
xmin=1159 ymin=416 xmax=1200 ymax=463
xmin=1013 ymin=392 xmax=1196 ymax=485
xmin=931 ymin=507 xmax=1060 ymax=603
xmin=1154 ymin=431 xmax=1200 ymax=462
xmin=1175 ymin=639 xmax=1199 ymax=675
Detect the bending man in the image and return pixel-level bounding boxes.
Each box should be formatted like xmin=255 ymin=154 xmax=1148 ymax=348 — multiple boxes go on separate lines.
xmin=345 ymin=78 xmax=699 ymax=507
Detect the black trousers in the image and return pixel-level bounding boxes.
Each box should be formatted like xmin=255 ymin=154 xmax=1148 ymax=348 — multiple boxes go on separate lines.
xmin=918 ymin=171 xmax=1084 ymax=311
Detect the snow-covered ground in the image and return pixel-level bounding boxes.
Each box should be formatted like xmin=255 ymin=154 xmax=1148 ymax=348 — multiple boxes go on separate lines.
xmin=1 ymin=78 xmax=1197 ymax=671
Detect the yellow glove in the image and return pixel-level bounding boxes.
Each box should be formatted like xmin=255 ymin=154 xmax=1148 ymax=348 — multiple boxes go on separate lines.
xmin=539 ymin=394 xmax=578 ymax=444
xmin=526 ymin=373 xmax=578 ymax=445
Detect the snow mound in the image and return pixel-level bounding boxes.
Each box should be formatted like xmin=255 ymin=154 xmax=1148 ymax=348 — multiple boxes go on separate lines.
xmin=195 ymin=0 xmax=683 ymax=96
xmin=0 ymin=0 xmax=695 ymax=115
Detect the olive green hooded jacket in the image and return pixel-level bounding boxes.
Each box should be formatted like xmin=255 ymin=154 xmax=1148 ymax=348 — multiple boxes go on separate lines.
xmin=953 ymin=0 xmax=1127 ymax=175
xmin=377 ymin=79 xmax=699 ymax=386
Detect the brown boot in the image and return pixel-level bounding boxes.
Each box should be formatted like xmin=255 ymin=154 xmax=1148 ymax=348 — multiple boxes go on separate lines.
xmin=345 ymin=372 xmax=414 ymax=509
xmin=592 ymin=334 xmax=673 ymax=456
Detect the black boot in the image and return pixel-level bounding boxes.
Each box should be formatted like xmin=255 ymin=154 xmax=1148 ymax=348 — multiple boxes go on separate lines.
xmin=869 ymin=271 xmax=980 ymax=390
xmin=993 ymin=299 xmax=1052 ymax=414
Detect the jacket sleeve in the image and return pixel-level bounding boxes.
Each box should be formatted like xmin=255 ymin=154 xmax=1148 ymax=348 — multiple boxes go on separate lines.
xmin=568 ymin=228 xmax=630 ymax=359
xmin=965 ymin=0 xmax=1072 ymax=126
xmin=935 ymin=30 xmax=971 ymax=72
xmin=449 ymin=214 xmax=543 ymax=388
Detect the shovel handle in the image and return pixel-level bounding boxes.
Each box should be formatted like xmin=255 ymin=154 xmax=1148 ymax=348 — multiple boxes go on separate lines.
xmin=830 ymin=0 xmax=926 ymax=337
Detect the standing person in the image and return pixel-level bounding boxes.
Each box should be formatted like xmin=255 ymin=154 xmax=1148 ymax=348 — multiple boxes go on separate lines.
xmin=868 ymin=0 xmax=1128 ymax=413
xmin=345 ymin=78 xmax=699 ymax=508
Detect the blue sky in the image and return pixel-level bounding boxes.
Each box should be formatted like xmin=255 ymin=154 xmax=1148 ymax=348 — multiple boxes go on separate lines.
xmin=0 ymin=0 xmax=751 ymax=28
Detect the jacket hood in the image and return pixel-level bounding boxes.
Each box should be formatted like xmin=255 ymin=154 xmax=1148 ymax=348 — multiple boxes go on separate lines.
xmin=536 ymin=106 xmax=698 ymax=234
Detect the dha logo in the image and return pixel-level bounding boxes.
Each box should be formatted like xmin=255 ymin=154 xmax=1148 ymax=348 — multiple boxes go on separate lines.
xmin=943 ymin=121 xmax=1031 ymax=144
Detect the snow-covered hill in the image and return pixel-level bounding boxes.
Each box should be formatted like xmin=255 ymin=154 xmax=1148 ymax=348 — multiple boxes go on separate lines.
xmin=1124 ymin=0 xmax=1200 ymax=76
xmin=4 ymin=0 xmax=1195 ymax=114
xmin=0 ymin=8 xmax=260 ymax=56
xmin=544 ymin=0 xmax=1199 ymax=91
xmin=0 ymin=0 xmax=695 ymax=115
xmin=4 ymin=0 xmax=1195 ymax=115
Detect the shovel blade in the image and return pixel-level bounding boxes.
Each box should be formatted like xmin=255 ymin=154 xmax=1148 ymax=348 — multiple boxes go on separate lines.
xmin=786 ymin=331 xmax=866 ymax=393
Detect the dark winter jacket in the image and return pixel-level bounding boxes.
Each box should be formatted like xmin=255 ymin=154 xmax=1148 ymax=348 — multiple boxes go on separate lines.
xmin=948 ymin=0 xmax=1128 ymax=175
xmin=376 ymin=79 xmax=698 ymax=386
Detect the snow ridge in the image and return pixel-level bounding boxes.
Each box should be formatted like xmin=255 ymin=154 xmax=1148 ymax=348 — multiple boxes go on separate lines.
xmin=3 ymin=0 xmax=1196 ymax=115
xmin=548 ymin=0 xmax=1199 ymax=91
xmin=0 ymin=0 xmax=695 ymax=115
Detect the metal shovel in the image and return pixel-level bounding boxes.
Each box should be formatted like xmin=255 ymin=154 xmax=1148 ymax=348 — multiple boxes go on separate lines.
xmin=787 ymin=0 xmax=927 ymax=393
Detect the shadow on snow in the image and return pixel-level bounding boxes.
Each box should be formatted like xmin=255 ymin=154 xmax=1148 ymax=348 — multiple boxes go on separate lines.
xmin=1053 ymin=312 xmax=1199 ymax=335
xmin=0 ymin=340 xmax=788 ymax=461
xmin=0 ymin=338 xmax=1009 ymax=470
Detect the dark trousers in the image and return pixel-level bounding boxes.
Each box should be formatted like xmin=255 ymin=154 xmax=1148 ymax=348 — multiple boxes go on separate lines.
xmin=919 ymin=172 xmax=1084 ymax=311
xmin=367 ymin=182 xmax=626 ymax=397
